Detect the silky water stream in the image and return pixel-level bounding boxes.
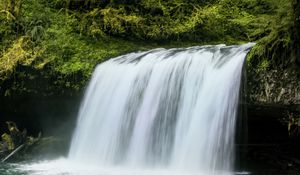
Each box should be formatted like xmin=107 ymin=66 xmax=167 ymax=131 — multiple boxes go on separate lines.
xmin=4 ymin=43 xmax=254 ymax=175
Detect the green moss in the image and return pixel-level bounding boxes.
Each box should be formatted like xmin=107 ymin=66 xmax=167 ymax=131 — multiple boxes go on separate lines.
xmin=246 ymin=0 xmax=294 ymax=68
xmin=0 ymin=0 xmax=298 ymax=96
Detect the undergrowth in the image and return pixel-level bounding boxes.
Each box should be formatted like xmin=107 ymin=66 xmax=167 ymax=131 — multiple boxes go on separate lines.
xmin=0 ymin=0 xmax=297 ymax=96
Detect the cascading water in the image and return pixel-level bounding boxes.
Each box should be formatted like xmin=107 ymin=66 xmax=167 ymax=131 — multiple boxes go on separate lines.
xmin=66 ymin=43 xmax=254 ymax=175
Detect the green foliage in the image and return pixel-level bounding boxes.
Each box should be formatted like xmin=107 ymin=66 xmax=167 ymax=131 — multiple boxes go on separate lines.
xmin=0 ymin=37 xmax=34 ymax=81
xmin=63 ymin=0 xmax=294 ymax=48
xmin=246 ymin=0 xmax=294 ymax=69
xmin=76 ymin=1 xmax=224 ymax=41
xmin=0 ymin=0 xmax=157 ymax=95
xmin=0 ymin=0 xmax=298 ymax=96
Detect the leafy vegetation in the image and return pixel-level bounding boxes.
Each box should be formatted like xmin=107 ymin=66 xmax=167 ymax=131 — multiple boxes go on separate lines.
xmin=0 ymin=0 xmax=298 ymax=96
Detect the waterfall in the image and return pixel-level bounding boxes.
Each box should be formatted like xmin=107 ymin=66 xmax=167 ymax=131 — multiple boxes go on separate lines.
xmin=68 ymin=43 xmax=254 ymax=174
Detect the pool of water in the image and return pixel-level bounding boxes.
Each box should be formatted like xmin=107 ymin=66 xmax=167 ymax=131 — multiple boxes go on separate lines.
xmin=3 ymin=158 xmax=300 ymax=175
xmin=0 ymin=163 xmax=25 ymax=175
xmin=0 ymin=158 xmax=251 ymax=175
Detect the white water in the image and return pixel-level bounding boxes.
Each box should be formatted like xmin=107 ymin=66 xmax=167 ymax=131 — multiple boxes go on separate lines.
xmin=67 ymin=44 xmax=254 ymax=174
xmin=18 ymin=44 xmax=254 ymax=175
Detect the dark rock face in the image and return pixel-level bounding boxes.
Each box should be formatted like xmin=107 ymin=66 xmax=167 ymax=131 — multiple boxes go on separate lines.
xmin=247 ymin=67 xmax=300 ymax=105
xmin=243 ymin=60 xmax=300 ymax=172
xmin=0 ymin=95 xmax=81 ymax=138
xmin=246 ymin=65 xmax=300 ymax=143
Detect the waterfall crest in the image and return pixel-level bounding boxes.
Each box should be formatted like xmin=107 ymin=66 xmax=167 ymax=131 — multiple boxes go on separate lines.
xmin=68 ymin=43 xmax=254 ymax=174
